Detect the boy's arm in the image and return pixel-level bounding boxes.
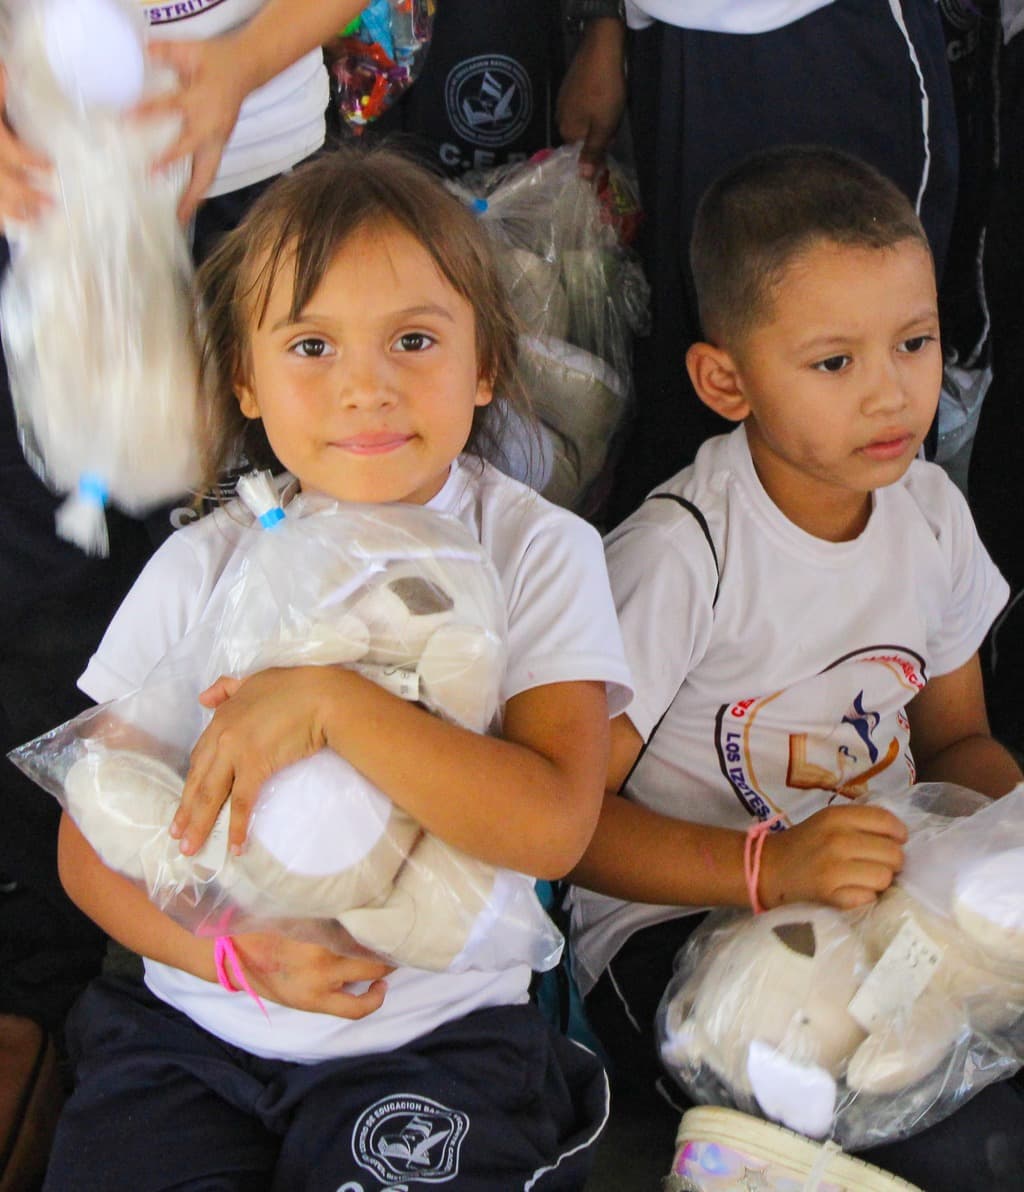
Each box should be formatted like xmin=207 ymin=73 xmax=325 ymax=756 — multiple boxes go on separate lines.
xmin=570 ymin=715 xmax=908 ymax=911
xmin=556 ymin=14 xmax=627 ymax=179
xmin=58 ymin=813 xmax=391 ymax=1017
xmin=907 ymin=652 xmax=1022 ymax=797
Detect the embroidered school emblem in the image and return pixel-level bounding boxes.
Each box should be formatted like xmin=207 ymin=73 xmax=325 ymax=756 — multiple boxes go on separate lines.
xmin=445 ymin=54 xmax=532 ymax=148
xmin=353 ymin=1094 xmax=469 ymax=1184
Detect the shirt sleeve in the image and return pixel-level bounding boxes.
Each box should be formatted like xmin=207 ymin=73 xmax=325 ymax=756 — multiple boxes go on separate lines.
xmin=911 ymin=465 xmax=1010 ymax=677
xmin=605 ymin=500 xmax=718 ymax=740
xmin=500 ymin=508 xmax=633 ymax=717
xmin=78 ymin=529 xmax=210 ymax=703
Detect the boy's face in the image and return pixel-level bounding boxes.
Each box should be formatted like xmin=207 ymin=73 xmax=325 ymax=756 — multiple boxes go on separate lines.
xmin=235 ymin=221 xmax=492 ymax=506
xmin=717 ymin=238 xmax=941 ymax=540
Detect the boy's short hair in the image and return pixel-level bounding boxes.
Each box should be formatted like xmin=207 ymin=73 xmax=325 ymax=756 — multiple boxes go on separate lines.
xmin=690 ymin=145 xmax=932 ymax=348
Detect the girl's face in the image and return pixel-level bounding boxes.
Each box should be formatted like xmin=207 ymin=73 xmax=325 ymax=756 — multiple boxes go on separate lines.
xmin=235 ymin=221 xmax=493 ymax=505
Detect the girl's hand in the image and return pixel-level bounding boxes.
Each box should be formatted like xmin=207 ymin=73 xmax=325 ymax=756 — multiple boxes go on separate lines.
xmin=0 ymin=65 xmax=52 ymax=225
xmin=759 ymin=804 xmax=908 ymax=911
xmin=171 ymin=666 xmax=340 ymax=857
xmin=230 ymin=931 xmax=392 ymax=1019
xmin=131 ymin=37 xmax=253 ymax=222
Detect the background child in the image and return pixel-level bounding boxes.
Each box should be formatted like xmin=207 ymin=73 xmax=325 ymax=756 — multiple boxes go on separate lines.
xmin=44 ymin=145 xmax=632 ymax=1191
xmin=569 ymin=145 xmax=1024 ymax=1189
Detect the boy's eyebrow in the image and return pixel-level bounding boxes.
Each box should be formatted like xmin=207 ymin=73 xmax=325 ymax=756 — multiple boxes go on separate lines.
xmin=270 ymin=303 xmax=457 ymax=332
xmin=792 ymin=308 xmax=940 ymax=353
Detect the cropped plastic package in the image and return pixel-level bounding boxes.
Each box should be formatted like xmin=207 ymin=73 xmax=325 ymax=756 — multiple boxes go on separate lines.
xmin=10 ymin=479 xmax=563 ymax=974
xmin=657 ymin=784 xmax=1024 ymax=1151
xmin=449 ymin=144 xmax=650 ymax=513
xmin=0 ymin=0 xmax=202 ymax=555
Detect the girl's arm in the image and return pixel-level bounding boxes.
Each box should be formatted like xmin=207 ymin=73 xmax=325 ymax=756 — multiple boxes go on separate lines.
xmin=136 ymin=0 xmax=366 ymax=218
xmin=58 ymin=812 xmax=392 ymax=1017
xmin=172 ymin=666 xmax=610 ymax=880
xmin=906 ymin=652 xmax=1022 ymax=797
xmin=570 ymin=715 xmax=909 ymax=911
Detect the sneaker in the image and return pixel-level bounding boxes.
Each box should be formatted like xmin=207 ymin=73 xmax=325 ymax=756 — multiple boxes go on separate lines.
xmin=667 ymin=1106 xmax=922 ymax=1191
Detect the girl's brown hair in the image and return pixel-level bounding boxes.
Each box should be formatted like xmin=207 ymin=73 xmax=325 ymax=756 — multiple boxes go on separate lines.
xmin=195 ymin=143 xmax=527 ymax=494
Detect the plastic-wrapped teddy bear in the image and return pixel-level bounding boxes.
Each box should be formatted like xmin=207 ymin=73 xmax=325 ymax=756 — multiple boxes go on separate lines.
xmin=11 ymin=480 xmax=562 ymax=975
xmin=0 ymin=0 xmax=202 ymax=555
xmin=658 ymin=784 xmax=1024 ymax=1150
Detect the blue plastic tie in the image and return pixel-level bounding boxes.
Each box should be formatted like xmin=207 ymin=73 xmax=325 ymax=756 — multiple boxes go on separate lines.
xmin=470 ymin=197 xmax=488 ymax=215
xmin=78 ymin=473 xmax=108 ymax=507
xmin=258 ymin=507 xmax=285 ymax=530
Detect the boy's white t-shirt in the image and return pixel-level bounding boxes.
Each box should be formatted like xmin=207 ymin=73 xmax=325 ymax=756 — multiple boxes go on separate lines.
xmin=140 ymin=1 xmax=328 ymax=197
xmin=624 ymin=0 xmax=834 ymax=32
xmin=570 ymin=426 xmax=1009 ymax=995
xmin=79 ymin=457 xmax=632 ymax=1063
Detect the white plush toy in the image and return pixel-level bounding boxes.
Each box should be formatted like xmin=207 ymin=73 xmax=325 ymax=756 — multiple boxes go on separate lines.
xmin=19 ymin=486 xmax=562 ymax=974
xmin=659 ymin=785 xmax=1024 ymax=1150
xmin=0 ymin=0 xmax=202 ymax=555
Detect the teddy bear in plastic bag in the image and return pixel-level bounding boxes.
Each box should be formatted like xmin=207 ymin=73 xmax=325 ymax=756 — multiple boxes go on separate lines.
xmin=658 ymin=783 xmax=1024 ymax=1150
xmin=0 ymin=0 xmax=202 ymax=555
xmin=11 ymin=478 xmax=562 ymax=975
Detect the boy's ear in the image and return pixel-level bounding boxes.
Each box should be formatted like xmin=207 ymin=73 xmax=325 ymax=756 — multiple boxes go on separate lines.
xmin=686 ymin=341 xmax=751 ymax=423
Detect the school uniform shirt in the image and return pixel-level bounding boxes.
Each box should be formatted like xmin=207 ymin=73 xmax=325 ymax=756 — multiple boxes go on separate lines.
xmin=79 ymin=456 xmax=633 ymax=1063
xmin=570 ymin=425 xmax=1008 ymax=995
xmin=624 ymin=0 xmax=834 ymax=32
xmin=141 ymin=1 xmax=328 ymax=196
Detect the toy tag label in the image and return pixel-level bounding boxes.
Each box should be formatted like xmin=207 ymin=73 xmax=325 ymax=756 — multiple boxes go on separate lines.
xmin=848 ymin=916 xmax=943 ymax=1032
xmin=193 ymin=808 xmax=230 ymax=873
xmin=355 ymin=663 xmax=420 ymax=703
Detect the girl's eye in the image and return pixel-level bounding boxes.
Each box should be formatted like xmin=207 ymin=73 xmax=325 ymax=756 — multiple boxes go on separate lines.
xmin=812 ymin=354 xmax=851 ymax=374
xmin=394 ymin=332 xmax=435 ymax=353
xmin=899 ymin=335 xmax=935 ymax=354
xmin=291 ymin=337 xmax=330 ymax=358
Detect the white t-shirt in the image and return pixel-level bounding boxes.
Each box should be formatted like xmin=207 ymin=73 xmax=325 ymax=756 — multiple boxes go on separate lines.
xmin=80 ymin=457 xmax=632 ymax=1062
xmin=570 ymin=426 xmax=1008 ymax=994
xmin=140 ymin=1 xmax=328 ymax=197
xmin=624 ymin=0 xmax=834 ymax=32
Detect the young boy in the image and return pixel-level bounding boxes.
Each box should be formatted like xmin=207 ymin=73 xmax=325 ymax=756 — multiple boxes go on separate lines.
xmin=570 ymin=145 xmax=1024 ymax=1188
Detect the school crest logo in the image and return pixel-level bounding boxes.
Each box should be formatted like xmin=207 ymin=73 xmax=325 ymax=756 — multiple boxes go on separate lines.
xmin=445 ymin=54 xmax=532 ymax=148
xmin=352 ymin=1095 xmax=469 ymax=1184
xmin=715 ymin=645 xmax=925 ymax=823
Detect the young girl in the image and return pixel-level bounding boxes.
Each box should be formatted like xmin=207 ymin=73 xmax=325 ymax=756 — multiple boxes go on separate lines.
xmin=46 ymin=145 xmax=632 ymax=1191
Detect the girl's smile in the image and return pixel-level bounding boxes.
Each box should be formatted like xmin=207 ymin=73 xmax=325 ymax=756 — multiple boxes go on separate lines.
xmin=234 ymin=219 xmax=493 ymax=506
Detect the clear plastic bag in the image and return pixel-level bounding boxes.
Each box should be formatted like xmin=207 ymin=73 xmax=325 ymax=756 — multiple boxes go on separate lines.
xmin=327 ymin=0 xmax=435 ymax=133
xmin=0 ymin=0 xmax=202 ymax=556
xmin=449 ymin=144 xmax=649 ymax=512
xmin=10 ymin=480 xmax=563 ymax=974
xmin=657 ymin=784 xmax=1024 ymax=1151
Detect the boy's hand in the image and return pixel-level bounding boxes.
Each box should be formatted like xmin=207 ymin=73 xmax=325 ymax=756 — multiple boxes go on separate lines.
xmin=230 ymin=932 xmax=392 ymax=1019
xmin=759 ymin=804 xmax=907 ymax=911
xmin=171 ymin=666 xmax=340 ymax=858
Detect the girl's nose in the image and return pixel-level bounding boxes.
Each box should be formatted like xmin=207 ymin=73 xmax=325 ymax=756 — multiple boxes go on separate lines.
xmin=339 ymin=353 xmax=397 ymax=409
xmin=861 ymin=359 xmax=907 ymax=416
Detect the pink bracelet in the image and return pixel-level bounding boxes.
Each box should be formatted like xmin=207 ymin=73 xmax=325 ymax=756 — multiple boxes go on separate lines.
xmin=743 ymin=815 xmax=782 ymax=914
xmin=214 ymin=936 xmax=270 ymax=1021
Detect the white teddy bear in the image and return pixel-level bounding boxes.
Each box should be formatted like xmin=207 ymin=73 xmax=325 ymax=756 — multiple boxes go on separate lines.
xmin=659 ymin=784 xmax=1024 ymax=1150
xmin=19 ymin=489 xmax=561 ymax=975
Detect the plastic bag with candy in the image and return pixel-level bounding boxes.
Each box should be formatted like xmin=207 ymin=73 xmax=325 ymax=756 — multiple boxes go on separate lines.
xmin=657 ymin=784 xmax=1024 ymax=1151
xmin=0 ymin=0 xmax=203 ymax=556
xmin=328 ymin=0 xmax=435 ymax=132
xmin=9 ymin=475 xmax=563 ymax=975
xmin=449 ymin=144 xmax=649 ymax=513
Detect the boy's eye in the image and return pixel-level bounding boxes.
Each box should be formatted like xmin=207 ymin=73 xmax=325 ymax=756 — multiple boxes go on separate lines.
xmin=812 ymin=354 xmax=851 ymax=374
xmin=394 ymin=332 xmax=435 ymax=353
xmin=899 ymin=335 xmax=935 ymax=354
xmin=291 ymin=337 xmax=330 ymax=358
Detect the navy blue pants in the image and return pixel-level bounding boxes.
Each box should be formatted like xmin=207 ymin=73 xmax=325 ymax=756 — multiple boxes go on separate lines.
xmin=44 ymin=977 xmax=608 ymax=1191
xmin=587 ymin=917 xmax=1024 ymax=1192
